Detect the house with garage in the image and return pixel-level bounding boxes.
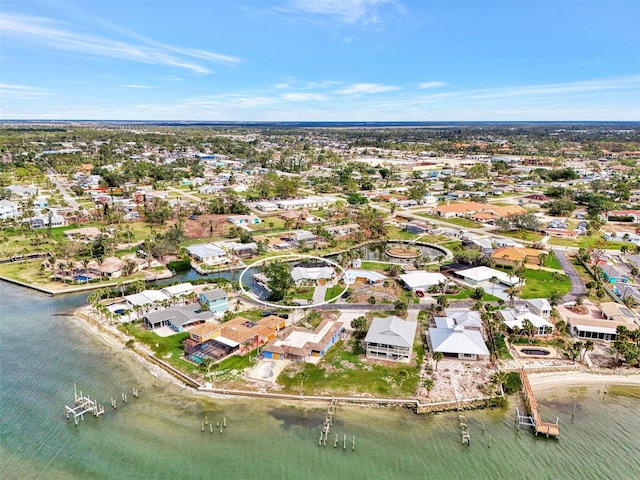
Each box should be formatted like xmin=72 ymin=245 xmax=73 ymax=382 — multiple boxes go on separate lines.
xmin=491 ymin=247 xmax=545 ymax=268
xmin=344 ymin=269 xmax=388 ymax=285
xmin=291 ymin=266 xmax=336 ymax=286
xmin=364 ymin=316 xmax=417 ymax=363
xmin=399 ymin=271 xmax=448 ymax=292
xmin=262 ymin=319 xmax=343 ymax=362
xmin=227 ymin=214 xmax=262 ymax=226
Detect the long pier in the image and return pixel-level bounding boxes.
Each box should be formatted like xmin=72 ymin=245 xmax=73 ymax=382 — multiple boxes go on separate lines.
xmin=517 ymin=370 xmax=560 ymax=438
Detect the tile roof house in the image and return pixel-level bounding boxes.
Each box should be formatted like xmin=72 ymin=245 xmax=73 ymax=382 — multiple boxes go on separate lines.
xmin=491 ymin=247 xmax=545 ymax=267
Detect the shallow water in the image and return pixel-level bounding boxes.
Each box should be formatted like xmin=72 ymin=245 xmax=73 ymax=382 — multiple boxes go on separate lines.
xmin=1 ymin=281 xmax=639 ymax=480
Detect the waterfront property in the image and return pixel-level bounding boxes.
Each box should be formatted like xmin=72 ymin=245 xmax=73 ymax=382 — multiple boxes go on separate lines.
xmin=186 ymin=243 xmax=228 ymax=265
xmin=262 ymin=319 xmax=343 ymax=361
xmin=291 ymin=266 xmax=336 ymax=286
xmin=428 ymin=322 xmax=490 ymax=361
xmin=198 ymin=288 xmax=228 ymax=313
xmin=557 ymin=300 xmax=638 ymax=341
xmin=344 ymin=269 xmax=388 ymax=285
xmin=364 ymin=316 xmax=417 ymax=363
xmin=436 ymin=309 xmax=483 ymax=331
xmin=144 ymin=303 xmax=215 ymax=332
xmin=491 ymin=246 xmax=545 ymax=268
xmin=499 ymin=306 xmax=554 ymax=336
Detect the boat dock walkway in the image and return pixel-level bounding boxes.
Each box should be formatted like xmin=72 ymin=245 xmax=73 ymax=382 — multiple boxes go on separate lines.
xmin=516 ymin=369 xmax=560 ymax=438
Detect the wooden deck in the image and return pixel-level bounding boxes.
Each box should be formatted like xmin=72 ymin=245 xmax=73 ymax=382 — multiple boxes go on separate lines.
xmin=520 ymin=370 xmax=560 ymax=438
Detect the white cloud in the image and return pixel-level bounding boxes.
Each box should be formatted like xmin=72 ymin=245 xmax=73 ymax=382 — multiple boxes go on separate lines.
xmin=419 ymin=81 xmax=446 ymax=89
xmin=0 ymin=84 xmax=50 ymax=99
xmin=337 ymin=83 xmax=400 ymax=94
xmin=0 ymin=13 xmax=241 ymax=75
xmin=119 ymin=84 xmax=155 ymax=89
xmin=282 ymin=93 xmax=325 ymax=101
xmin=285 ymin=0 xmax=395 ymax=25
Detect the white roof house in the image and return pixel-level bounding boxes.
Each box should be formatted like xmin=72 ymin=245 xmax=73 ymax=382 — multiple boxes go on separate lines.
xmin=429 ymin=325 xmax=490 ymax=360
xmin=186 ymin=243 xmax=228 ymax=265
xmin=161 ymin=282 xmax=194 ymax=298
xmin=442 ymin=309 xmax=483 ymax=330
xmin=399 ymin=271 xmax=447 ymax=291
xmin=364 ymin=316 xmax=417 ymax=363
xmin=344 ymin=269 xmax=388 ymax=284
xmin=456 ymin=266 xmax=520 ymax=286
xmin=125 ymin=289 xmax=169 ymax=308
xmin=291 ymin=266 xmax=335 ymax=284
xmin=525 ymin=298 xmax=552 ymax=318
xmin=500 ymin=307 xmax=554 ymax=335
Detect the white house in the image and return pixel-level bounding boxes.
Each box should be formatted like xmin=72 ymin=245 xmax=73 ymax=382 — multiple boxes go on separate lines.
xmin=399 ymin=271 xmax=447 ymax=292
xmin=429 ymin=325 xmax=490 ymax=361
xmin=291 ymin=266 xmax=335 ymax=285
xmin=525 ymin=298 xmax=552 ymax=318
xmin=255 ymin=201 xmax=278 ymax=212
xmin=500 ymin=306 xmax=554 ymax=336
xmin=455 ymin=266 xmax=521 ymax=287
xmin=186 ymin=243 xmax=228 ymax=265
xmin=0 ymin=200 xmax=20 ymax=219
xmin=275 ymin=196 xmax=336 ymax=210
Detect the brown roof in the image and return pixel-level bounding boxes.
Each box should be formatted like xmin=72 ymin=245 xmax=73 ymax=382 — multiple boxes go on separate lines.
xmin=190 ymin=322 xmax=222 ymax=339
xmin=434 ymin=202 xmax=486 ymax=214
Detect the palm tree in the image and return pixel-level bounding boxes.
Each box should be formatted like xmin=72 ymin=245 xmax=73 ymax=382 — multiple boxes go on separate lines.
xmin=583 ymin=340 xmax=595 ymax=363
xmin=522 ymin=319 xmax=536 ymax=344
xmin=490 ymin=276 xmax=498 ymax=297
xmin=433 ymin=351 xmax=444 ymax=371
xmin=396 ymin=369 xmax=408 ymax=392
xmin=423 ymin=378 xmax=435 ymax=398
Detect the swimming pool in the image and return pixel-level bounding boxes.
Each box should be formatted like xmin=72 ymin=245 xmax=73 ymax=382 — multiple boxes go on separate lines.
xmin=257 ymin=361 xmax=276 ymax=379
xmin=74 ymin=275 xmax=90 ymax=282
xmin=521 ymin=348 xmax=551 ymax=356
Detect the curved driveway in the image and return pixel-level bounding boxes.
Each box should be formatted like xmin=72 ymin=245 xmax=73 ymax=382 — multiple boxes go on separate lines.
xmin=553 ymin=249 xmax=586 ymax=302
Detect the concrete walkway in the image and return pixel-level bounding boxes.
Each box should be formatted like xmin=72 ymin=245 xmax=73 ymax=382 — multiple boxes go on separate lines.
xmin=312 ymin=285 xmax=328 ymax=305
xmin=553 ymin=249 xmax=586 ymax=302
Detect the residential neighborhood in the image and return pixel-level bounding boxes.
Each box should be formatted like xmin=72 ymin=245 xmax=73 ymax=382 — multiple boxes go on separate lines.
xmin=1 ymin=122 xmax=640 ymax=405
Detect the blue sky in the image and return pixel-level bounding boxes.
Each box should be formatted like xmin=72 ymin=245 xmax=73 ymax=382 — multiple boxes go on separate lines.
xmin=1 ymin=0 xmax=639 ymax=120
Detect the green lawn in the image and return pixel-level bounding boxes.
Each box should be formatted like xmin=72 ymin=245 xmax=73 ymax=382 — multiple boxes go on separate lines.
xmin=324 ymin=284 xmax=345 ymax=301
xmin=217 ymin=354 xmax=253 ymax=371
xmin=438 ymin=240 xmax=463 ymax=251
xmin=359 ymin=261 xmax=389 ymax=271
xmin=387 ymin=227 xmax=420 ymax=241
xmin=446 ymin=288 xmax=501 ymax=302
xmin=494 ymin=229 xmax=545 ymax=243
xmin=519 ymin=269 xmax=571 ymax=299
xmin=119 ymin=323 xmax=198 ymax=373
xmin=543 ymin=251 xmax=563 ymax=270
xmin=419 ymin=214 xmax=483 ymax=229
xmin=294 ymin=287 xmax=315 ymax=301
xmin=277 ymin=340 xmax=420 ymax=397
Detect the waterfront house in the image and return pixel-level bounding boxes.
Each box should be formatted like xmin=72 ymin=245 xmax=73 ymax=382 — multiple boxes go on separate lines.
xmin=404 ymin=220 xmax=432 ymax=235
xmin=144 ymin=303 xmax=214 ymax=332
xmin=186 ymin=243 xmax=228 ymax=265
xmin=437 ymin=309 xmax=483 ymax=331
xmin=262 ymin=319 xmax=343 ymax=362
xmin=161 ymin=283 xmax=194 ymax=302
xmin=499 ymin=306 xmax=554 ymax=336
xmin=428 ymin=324 xmax=490 ymax=361
xmin=557 ymin=300 xmax=638 ymax=342
xmin=364 ymin=316 xmax=417 ymax=363
xmin=291 ymin=266 xmax=335 ymax=286
xmin=198 ymin=288 xmax=228 ymax=313
xmin=344 ymin=269 xmax=388 ymax=285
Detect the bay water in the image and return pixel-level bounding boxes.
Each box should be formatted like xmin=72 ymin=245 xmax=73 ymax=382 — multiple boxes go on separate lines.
xmin=1 ymin=281 xmax=639 ymax=480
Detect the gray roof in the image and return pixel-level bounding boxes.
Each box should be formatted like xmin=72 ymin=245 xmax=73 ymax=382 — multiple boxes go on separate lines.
xmin=525 ymin=298 xmax=551 ymax=312
xmin=429 ymin=326 xmax=490 ymax=356
xmin=200 ymin=288 xmax=227 ymax=301
xmin=445 ymin=309 xmax=483 ymax=329
xmin=145 ymin=304 xmax=214 ymax=327
xmin=364 ymin=316 xmax=417 ymax=348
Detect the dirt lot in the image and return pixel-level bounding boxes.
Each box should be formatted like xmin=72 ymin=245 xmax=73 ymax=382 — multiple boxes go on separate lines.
xmin=349 ymin=280 xmax=404 ymax=304
xmin=180 ymin=214 xmax=231 ymax=239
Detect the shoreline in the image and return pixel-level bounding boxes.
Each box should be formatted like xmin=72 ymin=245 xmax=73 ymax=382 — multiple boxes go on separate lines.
xmin=72 ymin=304 xmax=640 ymax=413
xmin=527 ymin=371 xmax=640 ymax=393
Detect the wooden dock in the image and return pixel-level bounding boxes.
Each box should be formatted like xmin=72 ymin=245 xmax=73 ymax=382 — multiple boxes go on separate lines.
xmin=517 ymin=370 xmax=559 ymax=438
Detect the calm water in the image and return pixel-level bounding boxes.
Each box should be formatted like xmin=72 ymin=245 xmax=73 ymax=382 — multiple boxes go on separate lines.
xmin=1 ymin=281 xmax=640 ymax=480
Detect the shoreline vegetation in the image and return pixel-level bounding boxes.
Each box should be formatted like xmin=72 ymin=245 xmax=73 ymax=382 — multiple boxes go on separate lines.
xmin=72 ymin=303 xmax=640 ymax=415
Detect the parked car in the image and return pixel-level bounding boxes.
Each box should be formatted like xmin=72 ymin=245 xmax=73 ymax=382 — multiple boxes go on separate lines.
xmin=261 ymin=310 xmax=277 ymax=317
xmin=341 ymin=291 xmax=351 ymax=298
xmin=189 ymin=214 xmax=197 ymax=220
xmin=415 ymin=290 xmax=425 ymax=298
xmin=278 ymin=313 xmax=289 ymax=319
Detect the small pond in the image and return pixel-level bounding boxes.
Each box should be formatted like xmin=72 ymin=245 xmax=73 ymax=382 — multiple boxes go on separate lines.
xmin=521 ymin=348 xmax=551 ymax=356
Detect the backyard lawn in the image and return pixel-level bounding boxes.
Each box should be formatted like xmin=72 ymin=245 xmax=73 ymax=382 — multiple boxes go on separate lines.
xmin=494 ymin=229 xmax=545 ymax=243
xmin=519 ymin=269 xmax=571 ymax=299
xmin=419 ymin=214 xmax=483 ymax=229
xmin=277 ymin=340 xmax=420 ymax=397
xmin=446 ymin=288 xmax=501 ymax=302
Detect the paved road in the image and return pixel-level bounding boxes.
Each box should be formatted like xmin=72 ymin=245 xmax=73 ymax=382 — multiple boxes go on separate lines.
xmin=47 ymin=173 xmax=80 ymax=209
xmin=553 ymin=249 xmax=586 ymax=302
xmin=166 ymin=186 xmax=203 ymax=203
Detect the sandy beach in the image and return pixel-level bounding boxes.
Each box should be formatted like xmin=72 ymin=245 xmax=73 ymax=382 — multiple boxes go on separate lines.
xmin=528 ymin=370 xmax=640 ymax=393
